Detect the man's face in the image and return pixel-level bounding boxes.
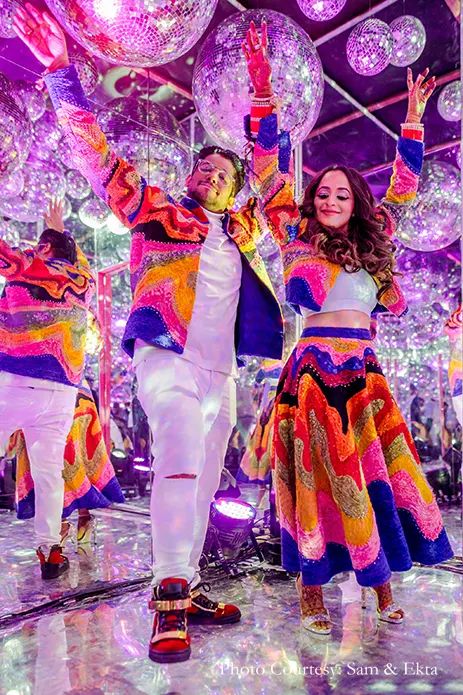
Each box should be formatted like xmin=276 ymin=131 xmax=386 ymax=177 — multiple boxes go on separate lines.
xmin=186 ymin=154 xmax=236 ymax=213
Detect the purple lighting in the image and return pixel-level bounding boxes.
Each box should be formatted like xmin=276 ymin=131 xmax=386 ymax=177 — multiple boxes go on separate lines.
xmin=212 ymin=499 xmax=256 ymax=521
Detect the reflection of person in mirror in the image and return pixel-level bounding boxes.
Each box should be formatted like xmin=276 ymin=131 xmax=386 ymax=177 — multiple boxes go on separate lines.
xmin=445 ymin=305 xmax=463 ymax=426
xmin=0 ymin=197 xmax=95 ymax=580
xmin=14 ymin=5 xmax=283 ymax=663
xmin=244 ymin=22 xmax=453 ymax=635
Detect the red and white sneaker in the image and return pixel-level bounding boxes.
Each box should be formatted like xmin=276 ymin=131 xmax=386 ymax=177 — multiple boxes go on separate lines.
xmin=188 ymin=582 xmax=241 ymax=625
xmin=36 ymin=544 xmax=70 ymax=580
xmin=148 ymin=578 xmax=192 ymax=663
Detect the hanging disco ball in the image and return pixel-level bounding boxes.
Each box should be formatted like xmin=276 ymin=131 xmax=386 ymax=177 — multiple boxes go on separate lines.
xmin=97 ymin=97 xmax=190 ymax=197
xmin=456 ymin=147 xmax=461 ymax=169
xmin=0 ymin=156 xmax=66 ymax=222
xmin=68 ymin=48 xmax=99 ymax=96
xmin=62 ymin=196 xmax=72 ymax=220
xmin=389 ymin=15 xmax=426 ymax=67
xmin=297 ymin=0 xmax=346 ymax=22
xmin=193 ymin=9 xmax=324 ymax=154
xmin=44 ymin=0 xmax=218 ymax=67
xmin=437 ymin=80 xmax=461 ymax=122
xmin=0 ymin=88 xmax=32 ymax=181
xmin=0 ymin=0 xmax=21 ymax=39
xmin=78 ymin=196 xmax=111 ymax=229
xmin=65 ymin=169 xmax=92 ymax=200
xmin=346 ymin=19 xmax=393 ymax=76
xmin=0 ymin=170 xmax=25 ymax=199
xmin=33 ymin=110 xmax=62 ymax=161
xmin=397 ymin=160 xmax=461 ymax=252
xmin=0 ymin=218 xmax=22 ymax=246
xmin=12 ymin=80 xmax=47 ymax=122
xmin=57 ymin=136 xmax=73 ymax=167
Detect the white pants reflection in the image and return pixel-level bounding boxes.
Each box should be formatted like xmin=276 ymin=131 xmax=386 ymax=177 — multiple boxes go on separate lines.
xmin=0 ymin=372 xmax=76 ymax=548
xmin=136 ymin=352 xmax=236 ymax=586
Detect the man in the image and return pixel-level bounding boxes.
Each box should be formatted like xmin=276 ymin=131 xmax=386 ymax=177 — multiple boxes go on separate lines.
xmin=14 ymin=5 xmax=283 ymax=663
xmin=0 ymin=199 xmax=94 ymax=579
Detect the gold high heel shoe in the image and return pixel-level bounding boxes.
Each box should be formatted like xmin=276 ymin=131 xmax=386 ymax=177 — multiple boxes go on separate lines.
xmin=361 ymin=586 xmax=404 ymax=624
xmin=296 ymin=574 xmax=332 ymax=635
xmin=77 ymin=515 xmax=98 ymax=546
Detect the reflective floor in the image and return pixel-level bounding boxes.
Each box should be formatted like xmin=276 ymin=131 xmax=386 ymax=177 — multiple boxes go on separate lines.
xmin=0 ymin=508 xmax=462 ymax=694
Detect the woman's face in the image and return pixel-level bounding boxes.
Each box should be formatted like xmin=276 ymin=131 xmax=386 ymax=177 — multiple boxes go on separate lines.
xmin=313 ymin=170 xmax=355 ymax=232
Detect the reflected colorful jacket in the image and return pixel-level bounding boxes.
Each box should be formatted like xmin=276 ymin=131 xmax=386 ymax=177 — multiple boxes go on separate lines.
xmin=249 ymin=113 xmax=425 ymax=318
xmin=44 ymin=66 xmax=284 ymax=363
xmin=0 ymin=241 xmax=94 ymax=386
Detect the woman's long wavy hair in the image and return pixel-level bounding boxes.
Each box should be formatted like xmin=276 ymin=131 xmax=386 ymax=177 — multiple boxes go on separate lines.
xmin=300 ymin=165 xmax=398 ymax=296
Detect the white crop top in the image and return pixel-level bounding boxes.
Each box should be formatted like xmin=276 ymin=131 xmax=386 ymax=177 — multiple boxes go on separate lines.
xmin=300 ymin=268 xmax=378 ymax=318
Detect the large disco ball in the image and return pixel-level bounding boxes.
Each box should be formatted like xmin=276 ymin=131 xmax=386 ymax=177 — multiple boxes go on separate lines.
xmin=45 ymin=0 xmax=218 ymax=67
xmin=0 ymin=219 xmax=22 ymax=246
xmin=0 ymin=0 xmax=20 ymax=39
xmin=193 ymin=9 xmax=324 ymax=153
xmin=397 ymin=161 xmax=461 ymax=252
xmin=0 ymin=88 xmax=32 ymax=180
xmin=33 ymin=110 xmax=62 ymax=161
xmin=68 ymin=48 xmax=99 ymax=96
xmin=66 ymin=168 xmax=92 ymax=200
xmin=78 ymin=196 xmax=111 ymax=229
xmin=297 ymin=0 xmax=346 ymax=21
xmin=346 ymin=19 xmax=393 ymax=76
xmin=0 ymin=156 xmax=66 ymax=222
xmin=12 ymin=80 xmax=47 ymax=122
xmin=389 ymin=15 xmax=426 ymax=67
xmin=437 ymin=80 xmax=461 ymax=122
xmin=97 ymin=97 xmax=190 ymax=197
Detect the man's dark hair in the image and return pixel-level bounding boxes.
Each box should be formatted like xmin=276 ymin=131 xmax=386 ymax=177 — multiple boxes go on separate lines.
xmin=38 ymin=228 xmax=77 ymax=265
xmin=194 ymin=146 xmax=246 ymax=195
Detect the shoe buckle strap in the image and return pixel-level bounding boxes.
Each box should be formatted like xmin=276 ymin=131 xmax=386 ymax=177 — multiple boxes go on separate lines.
xmin=149 ymin=597 xmax=192 ymax=612
xmin=151 ymin=629 xmax=188 ymax=645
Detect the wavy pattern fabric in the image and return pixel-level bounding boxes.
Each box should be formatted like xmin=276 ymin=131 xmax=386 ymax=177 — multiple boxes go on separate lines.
xmin=44 ymin=66 xmax=283 ymax=363
xmin=0 ymin=243 xmax=94 ymax=387
xmin=273 ymin=327 xmax=453 ymax=587
xmin=250 ymin=114 xmax=423 ymax=318
xmin=11 ymin=381 xmax=124 ymax=519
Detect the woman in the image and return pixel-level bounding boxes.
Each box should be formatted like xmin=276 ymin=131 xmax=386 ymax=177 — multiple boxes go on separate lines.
xmin=243 ymin=22 xmax=453 ymax=634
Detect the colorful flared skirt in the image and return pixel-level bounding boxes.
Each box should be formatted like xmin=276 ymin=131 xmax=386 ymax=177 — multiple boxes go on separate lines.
xmin=273 ymin=327 xmax=453 ymax=587
xmin=238 ymin=399 xmax=275 ymax=485
xmin=10 ymin=380 xmax=125 ymax=519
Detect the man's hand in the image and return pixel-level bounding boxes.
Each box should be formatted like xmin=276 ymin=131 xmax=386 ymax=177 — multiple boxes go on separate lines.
xmin=44 ymin=197 xmax=65 ymax=232
xmin=13 ymin=2 xmax=69 ymax=72
xmin=406 ymin=68 xmax=436 ymax=123
xmin=242 ymin=20 xmax=272 ymax=98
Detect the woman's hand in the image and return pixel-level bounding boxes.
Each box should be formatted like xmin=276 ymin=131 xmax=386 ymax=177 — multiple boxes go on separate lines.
xmin=44 ymin=197 xmax=65 ymax=232
xmin=13 ymin=2 xmax=69 ymax=72
xmin=242 ymin=20 xmax=272 ymax=98
xmin=406 ymin=68 xmax=436 ymax=123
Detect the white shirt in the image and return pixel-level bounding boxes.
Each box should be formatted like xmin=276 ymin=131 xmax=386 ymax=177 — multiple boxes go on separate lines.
xmin=134 ymin=207 xmax=242 ymax=376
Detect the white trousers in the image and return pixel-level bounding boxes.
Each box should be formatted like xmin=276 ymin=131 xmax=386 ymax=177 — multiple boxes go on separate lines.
xmin=0 ymin=373 xmax=76 ymax=548
xmin=136 ymin=352 xmax=236 ymax=586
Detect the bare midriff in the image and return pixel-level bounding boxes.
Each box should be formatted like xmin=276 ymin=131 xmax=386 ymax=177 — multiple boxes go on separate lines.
xmin=303 ymin=310 xmax=371 ymax=330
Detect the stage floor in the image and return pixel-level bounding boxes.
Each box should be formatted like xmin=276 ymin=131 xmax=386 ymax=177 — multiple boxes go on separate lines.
xmin=1 ymin=508 xmax=462 ymax=694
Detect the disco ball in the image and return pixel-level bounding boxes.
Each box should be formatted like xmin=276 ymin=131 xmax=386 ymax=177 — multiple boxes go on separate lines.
xmin=0 ymin=72 xmax=11 ymax=93
xmin=62 ymin=196 xmax=72 ymax=220
xmin=0 ymin=0 xmax=20 ymax=39
xmin=297 ymin=0 xmax=346 ymax=21
xmin=456 ymin=147 xmax=461 ymax=169
xmin=57 ymin=136 xmax=73 ymax=167
xmin=44 ymin=0 xmax=218 ymax=67
xmin=65 ymin=168 xmax=92 ymax=200
xmin=33 ymin=110 xmax=62 ymax=160
xmin=397 ymin=161 xmax=461 ymax=252
xmin=78 ymin=196 xmax=111 ymax=229
xmin=0 ymin=156 xmax=66 ymax=222
xmin=437 ymin=80 xmax=461 ymax=122
xmin=0 ymin=169 xmax=25 ymax=198
xmin=346 ymin=19 xmax=393 ymax=76
xmin=97 ymin=97 xmax=190 ymax=197
xmin=68 ymin=48 xmax=99 ymax=96
xmin=389 ymin=15 xmax=426 ymax=67
xmin=193 ymin=9 xmax=324 ymax=153
xmin=12 ymin=80 xmax=47 ymax=122
xmin=0 ymin=88 xmax=32 ymax=180
xmin=0 ymin=218 xmax=22 ymax=246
